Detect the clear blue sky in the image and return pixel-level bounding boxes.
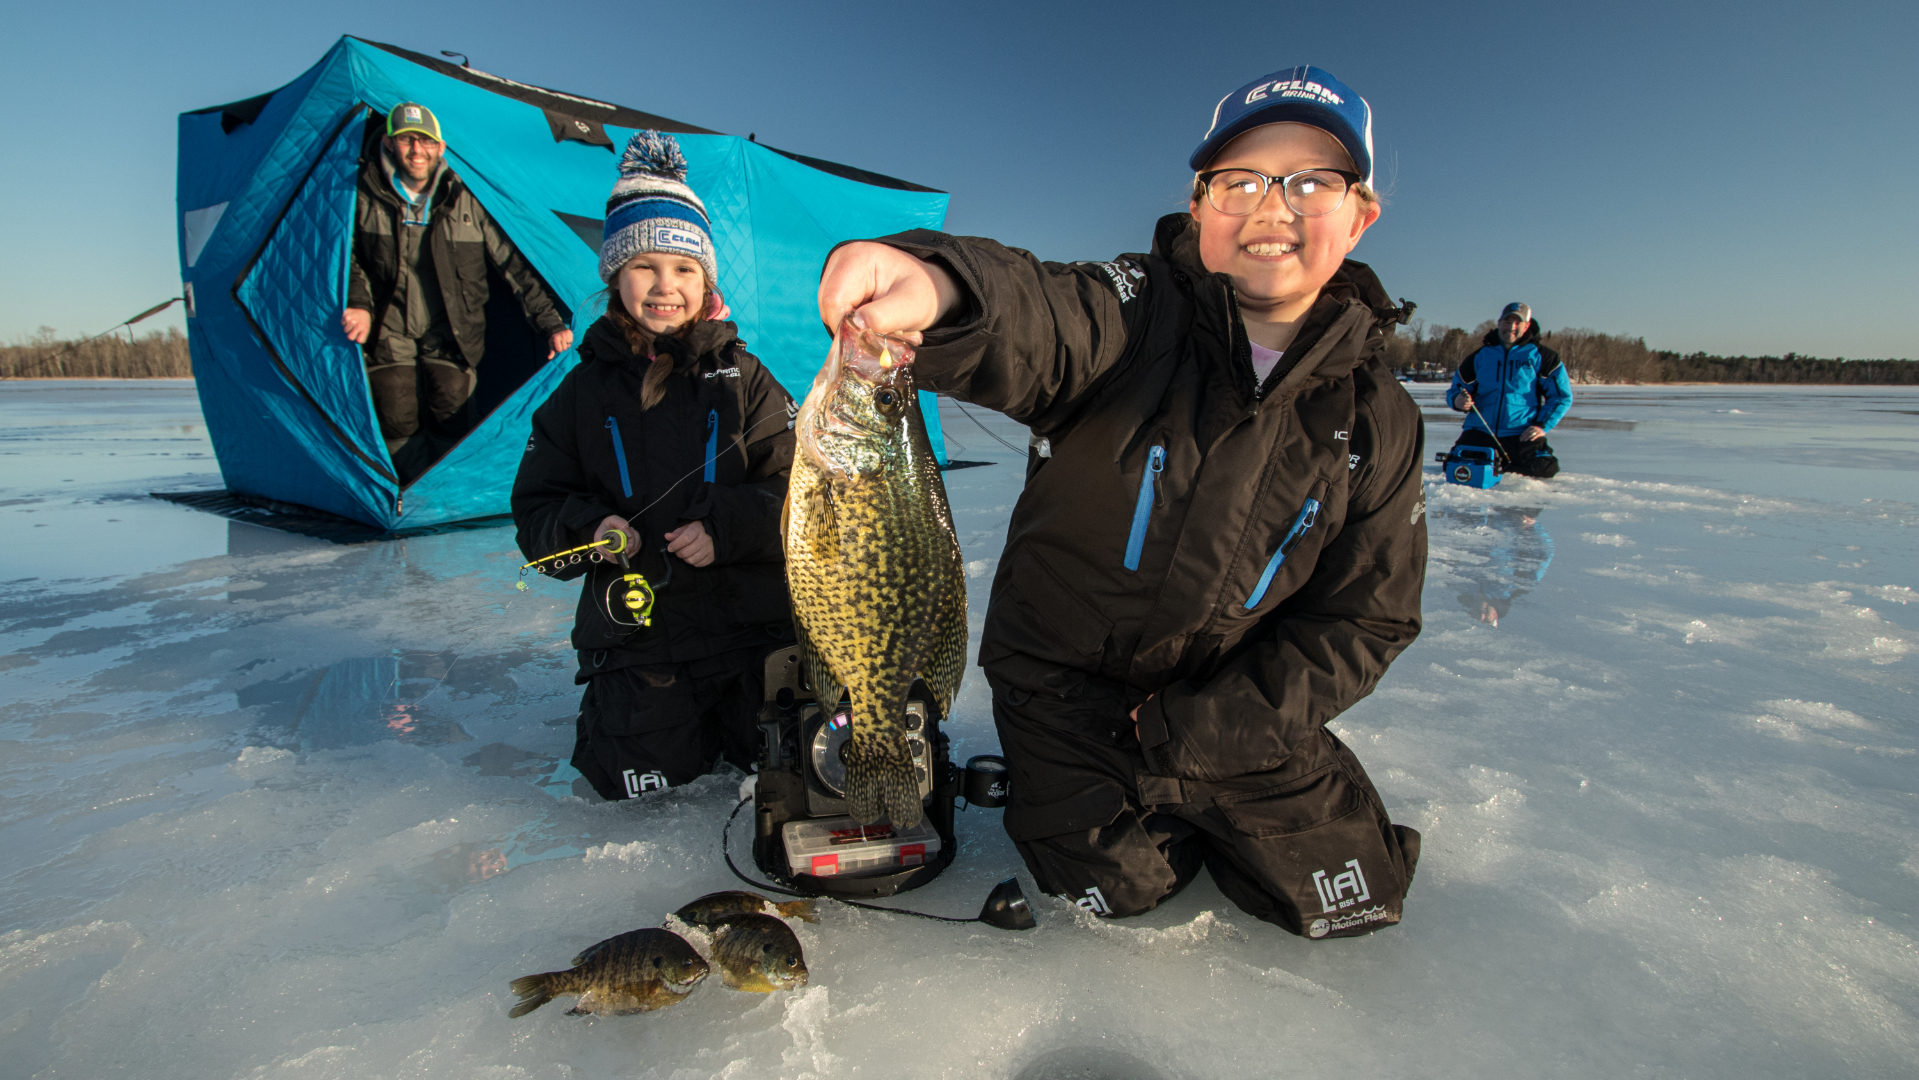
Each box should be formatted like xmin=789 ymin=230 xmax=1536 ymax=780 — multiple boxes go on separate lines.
xmin=2 ymin=0 xmax=1913 ymax=358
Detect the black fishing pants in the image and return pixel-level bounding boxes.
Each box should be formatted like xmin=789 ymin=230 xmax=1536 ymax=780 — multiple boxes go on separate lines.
xmin=1453 ymin=427 xmax=1560 ymax=478
xmin=366 ymin=329 xmax=477 ymax=480
xmin=571 ymin=646 xmax=767 ymax=801
xmin=989 ymin=671 xmax=1420 ymax=940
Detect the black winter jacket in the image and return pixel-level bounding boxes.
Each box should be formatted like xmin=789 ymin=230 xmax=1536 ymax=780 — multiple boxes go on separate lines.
xmin=511 ymin=315 xmax=797 ymax=674
xmin=878 ymin=214 xmax=1427 ymax=784
xmin=348 ymin=130 xmax=567 ymax=365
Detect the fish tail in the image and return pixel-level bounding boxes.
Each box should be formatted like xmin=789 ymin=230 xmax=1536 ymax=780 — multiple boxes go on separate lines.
xmin=775 ymin=899 xmax=820 ymax=923
xmin=843 ymin=735 xmax=923 ymax=829
xmin=508 ymin=973 xmax=556 ymax=1018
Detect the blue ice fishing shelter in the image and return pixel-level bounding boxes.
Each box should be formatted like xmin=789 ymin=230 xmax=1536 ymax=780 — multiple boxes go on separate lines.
xmin=177 ymin=37 xmax=949 ymax=532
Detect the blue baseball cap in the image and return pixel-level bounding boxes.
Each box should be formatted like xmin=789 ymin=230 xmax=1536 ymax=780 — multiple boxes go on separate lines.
xmin=1190 ymin=66 xmax=1373 ymax=185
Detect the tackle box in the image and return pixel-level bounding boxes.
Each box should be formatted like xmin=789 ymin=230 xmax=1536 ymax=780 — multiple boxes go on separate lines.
xmin=1438 ymin=445 xmax=1502 ymax=488
xmin=782 ymin=815 xmax=943 ymax=878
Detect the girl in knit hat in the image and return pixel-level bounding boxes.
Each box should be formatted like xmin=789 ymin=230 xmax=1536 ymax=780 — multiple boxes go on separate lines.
xmin=512 ymin=131 xmax=798 ymax=802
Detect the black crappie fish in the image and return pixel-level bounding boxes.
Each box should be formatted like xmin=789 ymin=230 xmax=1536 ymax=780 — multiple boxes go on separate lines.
xmin=709 ymin=913 xmax=809 ymax=992
xmin=674 ymin=890 xmax=820 ymax=926
xmin=784 ymin=320 xmax=967 ymax=828
xmin=508 ymin=927 xmax=708 ymax=1017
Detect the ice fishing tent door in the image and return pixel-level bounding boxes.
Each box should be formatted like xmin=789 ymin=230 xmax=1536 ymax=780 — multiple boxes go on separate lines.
xmin=234 ymin=108 xmax=396 ymax=489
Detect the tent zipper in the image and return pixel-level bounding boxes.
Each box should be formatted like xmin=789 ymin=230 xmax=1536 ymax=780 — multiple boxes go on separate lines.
xmin=1245 ymin=498 xmax=1322 ymax=609
xmin=605 ymin=416 xmax=633 ymax=498
xmin=703 ymin=409 xmax=718 ymax=482
xmin=1123 ymin=445 xmax=1166 ymax=571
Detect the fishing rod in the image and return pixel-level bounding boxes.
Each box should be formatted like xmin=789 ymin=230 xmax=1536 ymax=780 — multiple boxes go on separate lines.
xmin=1464 ymin=397 xmax=1512 ymax=465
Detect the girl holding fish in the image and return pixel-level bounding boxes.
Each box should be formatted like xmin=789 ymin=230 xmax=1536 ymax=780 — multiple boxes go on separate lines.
xmin=513 ymin=132 xmax=797 ymax=802
xmin=816 ymin=67 xmax=1425 ymax=940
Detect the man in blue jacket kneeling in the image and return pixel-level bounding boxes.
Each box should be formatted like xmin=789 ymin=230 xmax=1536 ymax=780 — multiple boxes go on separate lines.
xmin=1447 ymin=302 xmax=1572 ymax=478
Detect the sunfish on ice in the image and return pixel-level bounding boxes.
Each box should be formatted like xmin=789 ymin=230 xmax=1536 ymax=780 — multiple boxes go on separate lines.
xmin=508 ymin=927 xmax=708 ymax=1017
xmin=673 ymin=890 xmax=819 ymax=927
xmin=708 ymin=913 xmax=809 ymax=992
xmin=783 ymin=319 xmax=967 ymax=828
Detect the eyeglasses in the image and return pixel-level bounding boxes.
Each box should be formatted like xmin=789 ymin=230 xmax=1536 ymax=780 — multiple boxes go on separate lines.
xmin=1197 ymin=168 xmax=1363 ymax=218
xmin=391 ymin=133 xmax=441 ymax=149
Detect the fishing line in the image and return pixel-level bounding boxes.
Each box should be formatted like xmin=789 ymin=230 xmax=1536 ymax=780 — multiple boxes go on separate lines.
xmin=720 ymin=797 xmax=981 ymax=924
xmin=948 ymin=399 xmax=1026 ymax=456
xmin=626 ymin=409 xmax=791 ymax=522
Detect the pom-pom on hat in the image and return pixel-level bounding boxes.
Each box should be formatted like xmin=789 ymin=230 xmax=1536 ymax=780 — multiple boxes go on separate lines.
xmin=600 ymin=131 xmax=717 ymax=285
xmin=1189 ymin=65 xmax=1373 ymax=185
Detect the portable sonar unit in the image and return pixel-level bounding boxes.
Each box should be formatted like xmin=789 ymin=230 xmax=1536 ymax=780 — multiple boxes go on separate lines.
xmin=749 ymin=648 xmax=1010 ymax=900
xmin=1438 ymin=445 xmax=1503 ymax=489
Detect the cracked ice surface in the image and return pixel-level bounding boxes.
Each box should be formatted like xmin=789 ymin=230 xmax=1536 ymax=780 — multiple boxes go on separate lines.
xmin=2 ymin=380 xmax=1916 ymax=1079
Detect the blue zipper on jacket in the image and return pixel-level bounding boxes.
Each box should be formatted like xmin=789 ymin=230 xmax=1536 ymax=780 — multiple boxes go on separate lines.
xmin=703 ymin=409 xmax=719 ymax=483
xmin=1246 ymin=498 xmax=1322 ymax=608
xmin=605 ymin=415 xmax=632 ymax=499
xmin=1123 ymin=445 xmax=1166 ymax=571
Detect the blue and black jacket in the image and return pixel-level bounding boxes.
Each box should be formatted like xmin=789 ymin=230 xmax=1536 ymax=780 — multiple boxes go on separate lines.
xmin=1446 ymin=323 xmax=1572 ymax=437
xmin=512 ymin=315 xmax=797 ymax=671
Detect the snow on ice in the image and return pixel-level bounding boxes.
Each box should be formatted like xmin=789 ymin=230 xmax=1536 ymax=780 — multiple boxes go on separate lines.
xmin=2 ymin=380 xmax=1916 ymax=1078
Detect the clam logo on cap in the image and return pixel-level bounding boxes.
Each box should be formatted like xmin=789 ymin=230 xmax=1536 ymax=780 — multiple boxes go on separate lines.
xmin=650 ymin=224 xmax=705 ymax=257
xmin=404 ymin=106 xmax=422 ymax=123
xmin=1245 ymin=77 xmax=1343 ymax=106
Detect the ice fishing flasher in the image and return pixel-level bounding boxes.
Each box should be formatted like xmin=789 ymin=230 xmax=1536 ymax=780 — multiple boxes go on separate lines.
xmin=744 ymin=648 xmax=1032 ymax=929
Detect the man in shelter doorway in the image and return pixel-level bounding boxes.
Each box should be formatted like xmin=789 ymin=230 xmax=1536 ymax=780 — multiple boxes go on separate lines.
xmin=1445 ymin=302 xmax=1572 ymax=478
xmin=342 ymin=101 xmax=573 ymax=483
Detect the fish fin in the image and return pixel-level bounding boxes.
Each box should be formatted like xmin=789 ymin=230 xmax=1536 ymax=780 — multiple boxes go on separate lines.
xmin=794 ymin=618 xmax=843 ymax=714
xmin=569 ymin=942 xmax=605 ymax=968
xmin=843 ymin=731 xmax=922 ymax=829
xmin=926 ymin=593 xmax=968 ymax=719
xmin=508 ymin=974 xmax=555 ymax=1018
xmin=799 ymin=483 xmax=837 ymax=553
xmin=775 ymin=899 xmax=820 ymax=923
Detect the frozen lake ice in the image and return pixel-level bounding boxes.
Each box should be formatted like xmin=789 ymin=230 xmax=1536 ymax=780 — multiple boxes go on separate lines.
xmin=2 ymin=378 xmax=1916 ymax=1078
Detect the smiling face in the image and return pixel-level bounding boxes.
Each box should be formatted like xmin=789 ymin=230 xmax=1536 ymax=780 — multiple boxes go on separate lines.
xmin=1499 ymin=314 xmax=1531 ymax=345
xmin=615 ymin=252 xmax=709 ymax=336
xmin=383 ymin=133 xmax=444 ymax=187
xmin=1189 ymin=122 xmax=1379 ymax=325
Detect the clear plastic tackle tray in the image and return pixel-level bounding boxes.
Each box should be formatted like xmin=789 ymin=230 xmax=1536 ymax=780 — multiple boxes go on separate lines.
xmin=782 ymin=815 xmax=943 ymax=878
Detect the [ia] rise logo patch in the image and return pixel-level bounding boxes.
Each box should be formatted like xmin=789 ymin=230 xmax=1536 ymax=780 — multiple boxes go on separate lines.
xmin=622 ymin=769 xmax=668 ymax=798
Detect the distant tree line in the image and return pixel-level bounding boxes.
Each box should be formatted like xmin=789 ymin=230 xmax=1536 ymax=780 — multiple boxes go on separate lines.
xmin=4 ymin=320 xmax=1913 ymax=385
xmin=0 ymin=326 xmax=192 ymax=379
xmin=1387 ymin=321 xmax=1919 ymax=385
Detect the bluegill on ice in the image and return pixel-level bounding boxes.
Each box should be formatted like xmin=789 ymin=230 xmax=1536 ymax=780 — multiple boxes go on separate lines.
xmin=508 ymin=927 xmax=708 ymax=1017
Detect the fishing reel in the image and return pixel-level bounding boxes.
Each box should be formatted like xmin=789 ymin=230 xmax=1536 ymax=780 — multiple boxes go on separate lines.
xmin=748 ymin=647 xmax=1020 ymax=917
xmin=518 ymin=530 xmax=670 ymax=630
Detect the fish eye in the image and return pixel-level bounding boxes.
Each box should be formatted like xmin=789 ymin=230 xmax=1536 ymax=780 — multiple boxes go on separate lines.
xmin=874 ymin=390 xmax=896 ymax=408
xmin=786 ymin=957 xmax=798 ymax=967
